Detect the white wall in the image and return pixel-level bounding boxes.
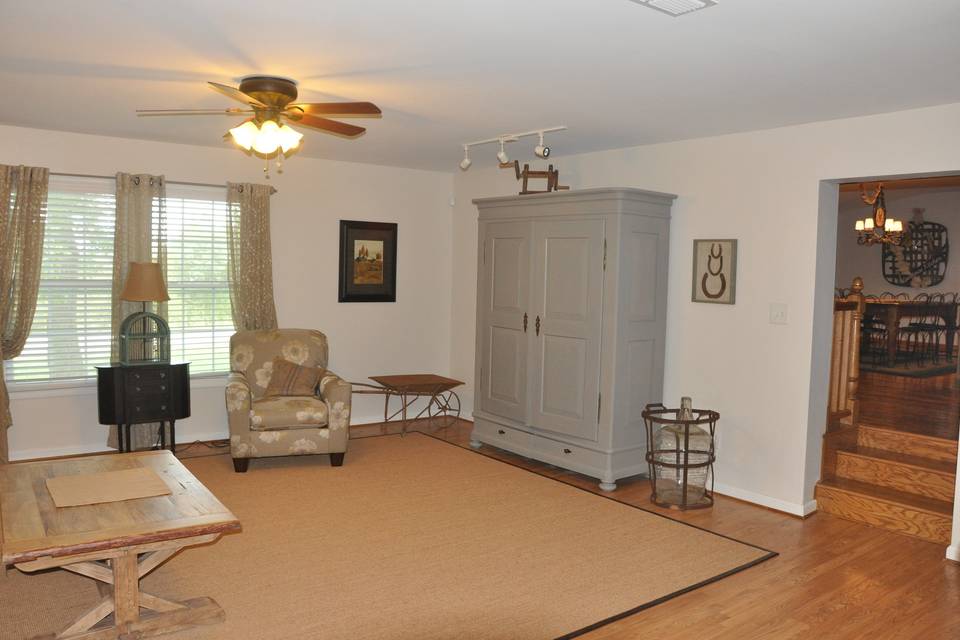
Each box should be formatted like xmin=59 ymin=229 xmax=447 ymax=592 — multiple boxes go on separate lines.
xmin=450 ymin=102 xmax=960 ymax=517
xmin=5 ymin=103 xmax=960 ymax=553
xmin=835 ymin=187 xmax=960 ymax=294
xmin=1 ymin=124 xmax=453 ymax=460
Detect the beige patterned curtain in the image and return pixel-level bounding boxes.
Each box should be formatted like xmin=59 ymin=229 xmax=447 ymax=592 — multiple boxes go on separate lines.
xmin=0 ymin=165 xmax=49 ymax=463
xmin=226 ymin=182 xmax=278 ymax=330
xmin=110 ymin=173 xmax=167 ymax=450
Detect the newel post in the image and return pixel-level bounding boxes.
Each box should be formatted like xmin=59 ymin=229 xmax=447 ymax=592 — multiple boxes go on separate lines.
xmin=847 ymin=277 xmax=864 ymax=426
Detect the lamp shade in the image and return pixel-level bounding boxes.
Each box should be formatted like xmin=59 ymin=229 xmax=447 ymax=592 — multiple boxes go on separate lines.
xmin=120 ymin=262 xmax=170 ymax=302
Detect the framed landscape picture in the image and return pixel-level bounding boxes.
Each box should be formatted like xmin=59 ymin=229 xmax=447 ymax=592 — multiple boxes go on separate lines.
xmin=338 ymin=220 xmax=398 ymax=302
xmin=692 ymin=239 xmax=737 ymax=304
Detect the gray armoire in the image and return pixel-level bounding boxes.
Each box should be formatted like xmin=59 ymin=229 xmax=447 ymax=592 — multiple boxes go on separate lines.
xmin=470 ymin=187 xmax=674 ymax=490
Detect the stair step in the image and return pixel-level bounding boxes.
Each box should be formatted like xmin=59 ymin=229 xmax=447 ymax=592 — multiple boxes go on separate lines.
xmin=835 ymin=447 xmax=956 ymax=502
xmin=857 ymin=423 xmax=958 ymax=463
xmin=815 ymin=478 xmax=952 ymax=545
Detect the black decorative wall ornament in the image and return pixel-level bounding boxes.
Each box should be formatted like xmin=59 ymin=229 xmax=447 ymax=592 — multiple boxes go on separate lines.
xmin=881 ymin=215 xmax=948 ymax=287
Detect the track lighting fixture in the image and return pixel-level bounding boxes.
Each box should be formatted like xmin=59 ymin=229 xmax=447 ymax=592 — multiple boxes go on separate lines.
xmin=533 ymin=132 xmax=550 ymax=159
xmin=458 ymin=126 xmax=566 ymax=171
xmin=496 ymin=139 xmax=509 ymax=164
xmin=459 ymin=146 xmax=472 ymax=170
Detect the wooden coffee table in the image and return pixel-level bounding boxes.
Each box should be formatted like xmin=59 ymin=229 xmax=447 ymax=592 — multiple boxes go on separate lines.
xmin=0 ymin=450 xmax=240 ymax=640
xmin=353 ymin=374 xmax=464 ymax=434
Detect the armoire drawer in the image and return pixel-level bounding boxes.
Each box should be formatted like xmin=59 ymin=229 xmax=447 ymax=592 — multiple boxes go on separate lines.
xmin=526 ymin=433 xmax=611 ymax=471
xmin=485 ymin=426 xmax=530 ymax=451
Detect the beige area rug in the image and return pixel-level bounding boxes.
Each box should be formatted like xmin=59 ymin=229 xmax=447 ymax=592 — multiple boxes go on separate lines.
xmin=0 ymin=433 xmax=774 ymax=640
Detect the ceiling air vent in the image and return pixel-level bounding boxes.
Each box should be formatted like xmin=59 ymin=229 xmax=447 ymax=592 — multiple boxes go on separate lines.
xmin=628 ymin=0 xmax=717 ymax=17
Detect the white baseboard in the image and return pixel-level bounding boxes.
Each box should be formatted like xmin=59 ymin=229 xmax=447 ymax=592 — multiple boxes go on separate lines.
xmin=714 ymin=482 xmax=812 ymax=517
xmin=10 ymin=442 xmax=113 ymax=461
xmin=947 ymin=544 xmax=960 ymax=563
xmin=7 ymin=413 xmax=429 ymax=462
xmin=9 ymin=428 xmax=230 ymax=462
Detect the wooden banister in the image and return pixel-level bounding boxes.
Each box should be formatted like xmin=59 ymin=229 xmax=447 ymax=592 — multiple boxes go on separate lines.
xmin=828 ymin=277 xmax=864 ymax=426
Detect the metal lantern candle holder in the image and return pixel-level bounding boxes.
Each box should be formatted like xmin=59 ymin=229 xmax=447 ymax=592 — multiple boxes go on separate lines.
xmin=642 ymin=403 xmax=719 ymax=510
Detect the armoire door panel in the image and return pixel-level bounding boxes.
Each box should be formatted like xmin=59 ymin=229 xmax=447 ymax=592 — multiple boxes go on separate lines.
xmin=544 ymin=237 xmax=591 ymax=321
xmin=488 ymin=325 xmax=523 ymax=404
xmin=479 ymin=222 xmax=531 ymax=422
xmin=492 ymin=236 xmax=524 ymax=312
xmin=540 ymin=334 xmax=587 ymax=419
xmin=530 ymin=219 xmax=604 ymax=441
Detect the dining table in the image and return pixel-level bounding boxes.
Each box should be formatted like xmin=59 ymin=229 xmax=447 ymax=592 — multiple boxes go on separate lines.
xmin=862 ymin=299 xmax=958 ymax=366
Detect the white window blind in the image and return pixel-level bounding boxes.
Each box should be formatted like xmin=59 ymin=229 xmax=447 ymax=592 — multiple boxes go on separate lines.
xmin=5 ymin=177 xmax=234 ymax=385
xmin=6 ymin=176 xmax=116 ymax=383
xmin=163 ymin=184 xmax=233 ymax=375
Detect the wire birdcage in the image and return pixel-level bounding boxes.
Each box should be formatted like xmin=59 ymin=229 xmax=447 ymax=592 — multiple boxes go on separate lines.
xmin=642 ymin=403 xmax=718 ymax=510
xmin=118 ymin=311 xmax=170 ymax=365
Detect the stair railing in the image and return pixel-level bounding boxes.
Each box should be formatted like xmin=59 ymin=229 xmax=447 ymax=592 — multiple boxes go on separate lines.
xmin=829 ymin=277 xmax=865 ymax=426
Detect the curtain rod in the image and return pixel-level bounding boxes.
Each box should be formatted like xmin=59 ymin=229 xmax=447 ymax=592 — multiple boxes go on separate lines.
xmin=50 ymin=172 xmax=278 ymax=194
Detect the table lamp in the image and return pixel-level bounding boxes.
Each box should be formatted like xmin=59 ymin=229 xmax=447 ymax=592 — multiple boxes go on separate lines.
xmin=118 ymin=262 xmax=171 ymax=365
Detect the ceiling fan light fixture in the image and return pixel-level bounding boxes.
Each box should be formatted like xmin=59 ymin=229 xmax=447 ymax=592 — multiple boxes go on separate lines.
xmin=229 ymin=120 xmax=259 ymax=151
xmin=252 ymin=119 xmax=282 ymax=155
xmin=278 ymin=124 xmax=303 ymax=153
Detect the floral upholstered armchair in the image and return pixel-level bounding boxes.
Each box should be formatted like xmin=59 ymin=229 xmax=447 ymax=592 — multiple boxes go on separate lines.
xmin=226 ymin=329 xmax=351 ymax=472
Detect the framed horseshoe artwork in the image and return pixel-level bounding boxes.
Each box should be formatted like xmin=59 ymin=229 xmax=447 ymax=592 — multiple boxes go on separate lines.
xmin=692 ymin=239 xmax=737 ymax=304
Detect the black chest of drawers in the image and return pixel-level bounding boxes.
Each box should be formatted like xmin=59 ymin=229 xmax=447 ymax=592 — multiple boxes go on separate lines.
xmin=96 ymin=362 xmax=190 ymax=453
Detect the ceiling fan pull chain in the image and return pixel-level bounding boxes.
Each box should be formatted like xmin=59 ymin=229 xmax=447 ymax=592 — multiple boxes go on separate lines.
xmin=277 ymin=150 xmax=284 ymax=175
xmin=263 ymin=156 xmax=270 ymax=180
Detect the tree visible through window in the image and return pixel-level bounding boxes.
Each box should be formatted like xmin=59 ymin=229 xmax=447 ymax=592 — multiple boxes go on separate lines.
xmin=5 ymin=177 xmax=234 ymax=384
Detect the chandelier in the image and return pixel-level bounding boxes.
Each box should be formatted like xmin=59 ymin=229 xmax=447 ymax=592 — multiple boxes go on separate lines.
xmin=855 ymin=183 xmax=904 ymax=245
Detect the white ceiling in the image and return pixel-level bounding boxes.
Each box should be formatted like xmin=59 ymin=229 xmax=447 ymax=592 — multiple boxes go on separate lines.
xmin=2 ymin=0 xmax=959 ymax=171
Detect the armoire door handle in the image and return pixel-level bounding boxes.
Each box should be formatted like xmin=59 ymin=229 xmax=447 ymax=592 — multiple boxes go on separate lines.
xmin=523 ymin=312 xmax=528 ymax=333
xmin=535 ymin=315 xmax=541 ymax=336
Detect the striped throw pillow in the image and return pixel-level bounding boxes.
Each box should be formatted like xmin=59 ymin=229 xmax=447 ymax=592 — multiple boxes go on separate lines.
xmin=264 ymin=357 xmax=326 ymax=397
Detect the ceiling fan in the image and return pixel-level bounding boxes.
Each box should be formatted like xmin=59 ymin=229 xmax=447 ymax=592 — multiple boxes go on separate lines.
xmin=137 ymin=75 xmax=381 ymax=174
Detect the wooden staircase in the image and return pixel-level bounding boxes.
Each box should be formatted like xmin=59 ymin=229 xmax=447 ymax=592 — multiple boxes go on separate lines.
xmin=816 ymin=423 xmax=957 ymax=545
xmin=818 ymin=279 xmax=956 ymax=546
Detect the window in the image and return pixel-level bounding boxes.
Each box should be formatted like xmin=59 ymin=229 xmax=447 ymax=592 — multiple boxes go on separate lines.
xmin=163 ymin=184 xmax=233 ymax=375
xmin=5 ymin=177 xmax=233 ymax=385
xmin=6 ymin=176 xmax=116 ymax=383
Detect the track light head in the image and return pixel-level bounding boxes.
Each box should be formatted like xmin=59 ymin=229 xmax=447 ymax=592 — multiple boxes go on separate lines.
xmin=497 ymin=139 xmax=509 ymax=164
xmin=460 ymin=146 xmax=472 ymax=171
xmin=534 ymin=131 xmax=550 ymax=158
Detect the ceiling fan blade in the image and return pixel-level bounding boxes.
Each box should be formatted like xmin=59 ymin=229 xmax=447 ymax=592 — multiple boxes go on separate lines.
xmin=137 ymin=108 xmax=254 ymax=116
xmin=291 ymin=114 xmax=366 ymax=138
xmin=207 ymin=81 xmax=267 ymax=108
xmin=286 ymin=101 xmax=381 ymax=117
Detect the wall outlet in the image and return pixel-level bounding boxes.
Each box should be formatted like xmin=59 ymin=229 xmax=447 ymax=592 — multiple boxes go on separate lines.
xmin=769 ymin=303 xmax=788 ymax=325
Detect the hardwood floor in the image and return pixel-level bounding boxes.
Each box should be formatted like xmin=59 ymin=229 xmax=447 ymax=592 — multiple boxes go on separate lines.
xmin=859 ymin=370 xmax=960 ymax=440
xmin=360 ymin=418 xmax=960 ymax=639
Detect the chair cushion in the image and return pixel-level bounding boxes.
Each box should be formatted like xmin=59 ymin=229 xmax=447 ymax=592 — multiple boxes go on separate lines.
xmin=230 ymin=329 xmax=330 ymax=401
xmin=250 ymin=397 xmax=328 ymax=431
xmin=264 ymin=357 xmax=326 ymax=398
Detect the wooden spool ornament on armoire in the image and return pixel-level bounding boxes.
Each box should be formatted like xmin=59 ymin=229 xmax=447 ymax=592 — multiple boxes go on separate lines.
xmin=470 ymin=187 xmax=674 ymax=490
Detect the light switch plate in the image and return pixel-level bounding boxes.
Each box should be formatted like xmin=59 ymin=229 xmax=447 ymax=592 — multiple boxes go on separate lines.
xmin=769 ymin=303 xmax=788 ymax=325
